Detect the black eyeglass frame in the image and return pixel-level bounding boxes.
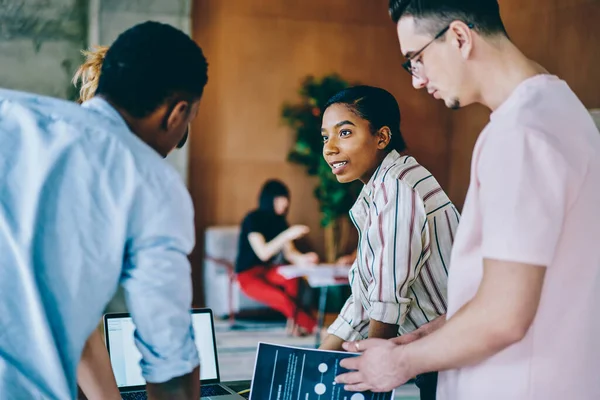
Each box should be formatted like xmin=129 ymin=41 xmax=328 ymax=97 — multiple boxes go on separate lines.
xmin=402 ymin=22 xmax=474 ymax=76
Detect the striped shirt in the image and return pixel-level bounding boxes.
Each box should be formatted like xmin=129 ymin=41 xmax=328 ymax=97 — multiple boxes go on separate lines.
xmin=328 ymin=150 xmax=459 ymax=341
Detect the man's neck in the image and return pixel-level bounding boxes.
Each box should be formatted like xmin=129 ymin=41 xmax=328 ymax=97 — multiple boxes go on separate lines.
xmin=98 ymin=95 xmax=167 ymax=157
xmin=472 ymin=40 xmax=548 ymax=111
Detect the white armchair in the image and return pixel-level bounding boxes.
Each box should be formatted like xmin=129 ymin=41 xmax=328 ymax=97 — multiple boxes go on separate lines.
xmin=203 ymin=225 xmax=266 ymax=318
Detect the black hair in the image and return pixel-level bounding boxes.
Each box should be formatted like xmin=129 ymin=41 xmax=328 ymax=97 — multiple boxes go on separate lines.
xmin=389 ymin=0 xmax=507 ymax=38
xmin=96 ymin=21 xmax=208 ymax=118
xmin=324 ymin=85 xmax=406 ymax=153
xmin=258 ymin=180 xmax=290 ymax=213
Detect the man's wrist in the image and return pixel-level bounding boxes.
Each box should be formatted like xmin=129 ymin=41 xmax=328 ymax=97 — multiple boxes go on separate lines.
xmin=424 ymin=314 xmax=446 ymax=336
xmin=397 ymin=341 xmax=423 ymax=378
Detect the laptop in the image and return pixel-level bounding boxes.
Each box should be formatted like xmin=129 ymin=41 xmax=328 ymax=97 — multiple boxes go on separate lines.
xmin=103 ymin=309 xmax=245 ymax=399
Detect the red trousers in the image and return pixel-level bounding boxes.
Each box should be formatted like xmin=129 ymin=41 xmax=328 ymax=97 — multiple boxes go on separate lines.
xmin=237 ymin=266 xmax=316 ymax=333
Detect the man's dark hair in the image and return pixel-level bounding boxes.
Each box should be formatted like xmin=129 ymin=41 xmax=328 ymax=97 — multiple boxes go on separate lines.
xmin=324 ymin=86 xmax=407 ymax=154
xmin=389 ymin=0 xmax=507 ymax=37
xmin=96 ymin=21 xmax=208 ymax=118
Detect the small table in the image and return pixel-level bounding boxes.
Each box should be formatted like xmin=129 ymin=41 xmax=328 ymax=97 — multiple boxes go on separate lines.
xmin=277 ymin=264 xmax=351 ymax=347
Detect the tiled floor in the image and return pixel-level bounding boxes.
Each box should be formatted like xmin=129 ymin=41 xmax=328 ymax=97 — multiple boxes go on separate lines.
xmin=215 ymin=318 xmax=420 ymax=400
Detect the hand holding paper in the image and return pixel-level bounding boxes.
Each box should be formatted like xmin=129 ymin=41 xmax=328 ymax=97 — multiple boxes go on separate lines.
xmin=337 ymin=338 xmax=411 ymax=393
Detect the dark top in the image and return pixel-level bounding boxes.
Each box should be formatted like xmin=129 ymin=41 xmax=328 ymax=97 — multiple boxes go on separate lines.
xmin=235 ymin=210 xmax=289 ymax=273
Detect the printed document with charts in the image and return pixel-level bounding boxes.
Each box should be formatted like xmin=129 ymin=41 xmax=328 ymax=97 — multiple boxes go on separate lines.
xmin=249 ymin=342 xmax=394 ymax=400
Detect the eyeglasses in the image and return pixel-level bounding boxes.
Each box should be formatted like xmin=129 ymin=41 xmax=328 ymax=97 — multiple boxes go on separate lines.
xmin=402 ymin=23 xmax=474 ymax=77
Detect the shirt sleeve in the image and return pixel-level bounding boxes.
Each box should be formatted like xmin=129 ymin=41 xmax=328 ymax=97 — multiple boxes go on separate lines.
xmin=367 ymin=179 xmax=427 ymax=326
xmin=326 ymin=268 xmax=370 ymax=341
xmin=479 ymin=127 xmax=569 ymax=266
xmin=241 ymin=212 xmax=262 ymax=235
xmin=121 ymin=175 xmax=199 ymax=384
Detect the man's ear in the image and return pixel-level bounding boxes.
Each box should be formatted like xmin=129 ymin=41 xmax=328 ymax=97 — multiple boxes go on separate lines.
xmin=449 ymin=20 xmax=474 ymax=59
xmin=165 ymin=101 xmax=190 ymax=132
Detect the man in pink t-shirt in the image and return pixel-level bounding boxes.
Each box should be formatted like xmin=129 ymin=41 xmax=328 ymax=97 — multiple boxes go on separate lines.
xmin=335 ymin=0 xmax=600 ymax=399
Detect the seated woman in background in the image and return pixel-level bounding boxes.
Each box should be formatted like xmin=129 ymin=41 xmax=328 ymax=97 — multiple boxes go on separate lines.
xmin=236 ymin=179 xmax=318 ymax=336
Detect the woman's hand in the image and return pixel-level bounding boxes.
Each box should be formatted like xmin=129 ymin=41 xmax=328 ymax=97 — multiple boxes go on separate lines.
xmin=336 ymin=248 xmax=357 ymax=265
xmin=336 ymin=254 xmax=356 ymax=265
xmin=294 ymin=251 xmax=318 ymax=265
xmin=303 ymin=252 xmax=319 ymax=264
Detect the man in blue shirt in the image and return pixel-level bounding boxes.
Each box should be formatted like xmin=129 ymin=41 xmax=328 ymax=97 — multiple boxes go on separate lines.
xmin=0 ymin=21 xmax=208 ymax=399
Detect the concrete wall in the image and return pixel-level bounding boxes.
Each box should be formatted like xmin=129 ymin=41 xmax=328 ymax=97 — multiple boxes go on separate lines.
xmin=91 ymin=0 xmax=192 ymax=183
xmin=0 ymin=0 xmax=192 ymax=182
xmin=0 ymin=0 xmax=88 ymax=99
xmin=92 ymin=0 xmax=190 ymax=44
xmin=1 ymin=0 xmax=193 ymax=313
xmin=91 ymin=0 xmax=192 ymax=312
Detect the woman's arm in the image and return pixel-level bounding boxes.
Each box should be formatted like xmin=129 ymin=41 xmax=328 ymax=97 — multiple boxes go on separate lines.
xmin=248 ymin=225 xmax=309 ymax=262
xmin=319 ymin=294 xmax=370 ymax=351
xmin=319 ymin=334 xmax=346 ymax=351
xmin=78 ymin=329 xmax=121 ymax=400
xmin=282 ymin=241 xmax=319 ymax=265
xmin=368 ymin=320 xmax=399 ymax=340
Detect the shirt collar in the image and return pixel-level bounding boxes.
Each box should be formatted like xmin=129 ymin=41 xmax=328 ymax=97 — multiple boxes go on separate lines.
xmin=81 ymin=97 xmax=130 ymax=132
xmin=349 ymin=150 xmax=403 ymax=227
xmin=364 ymin=150 xmax=402 ymax=199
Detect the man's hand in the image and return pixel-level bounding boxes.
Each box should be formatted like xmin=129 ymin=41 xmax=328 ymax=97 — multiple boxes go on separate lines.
xmin=391 ymin=314 xmax=446 ymax=345
xmin=336 ymin=339 xmax=411 ymax=392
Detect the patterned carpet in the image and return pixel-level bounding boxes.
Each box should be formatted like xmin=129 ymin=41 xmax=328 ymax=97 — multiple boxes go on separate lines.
xmin=214 ymin=318 xmax=420 ymax=400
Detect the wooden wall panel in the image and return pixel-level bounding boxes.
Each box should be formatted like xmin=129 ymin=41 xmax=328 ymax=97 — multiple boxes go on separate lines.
xmin=189 ymin=0 xmax=453 ymax=305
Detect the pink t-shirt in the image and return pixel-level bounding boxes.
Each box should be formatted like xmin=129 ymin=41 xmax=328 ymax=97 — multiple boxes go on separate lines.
xmin=438 ymin=75 xmax=600 ymax=400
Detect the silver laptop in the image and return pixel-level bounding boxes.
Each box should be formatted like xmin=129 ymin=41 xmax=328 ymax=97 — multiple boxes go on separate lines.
xmin=103 ymin=308 xmax=245 ymax=399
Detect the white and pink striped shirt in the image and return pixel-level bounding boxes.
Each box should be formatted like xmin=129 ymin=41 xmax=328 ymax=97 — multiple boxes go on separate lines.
xmin=328 ymin=150 xmax=459 ymax=340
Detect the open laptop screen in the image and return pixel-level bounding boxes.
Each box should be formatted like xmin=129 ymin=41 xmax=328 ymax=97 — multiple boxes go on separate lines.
xmin=105 ymin=310 xmax=219 ymax=388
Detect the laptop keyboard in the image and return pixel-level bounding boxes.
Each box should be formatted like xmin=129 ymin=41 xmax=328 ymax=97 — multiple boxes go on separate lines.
xmin=121 ymin=384 xmax=232 ymax=399
xmin=122 ymin=392 xmax=147 ymax=400
xmin=201 ymin=384 xmax=232 ymax=397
